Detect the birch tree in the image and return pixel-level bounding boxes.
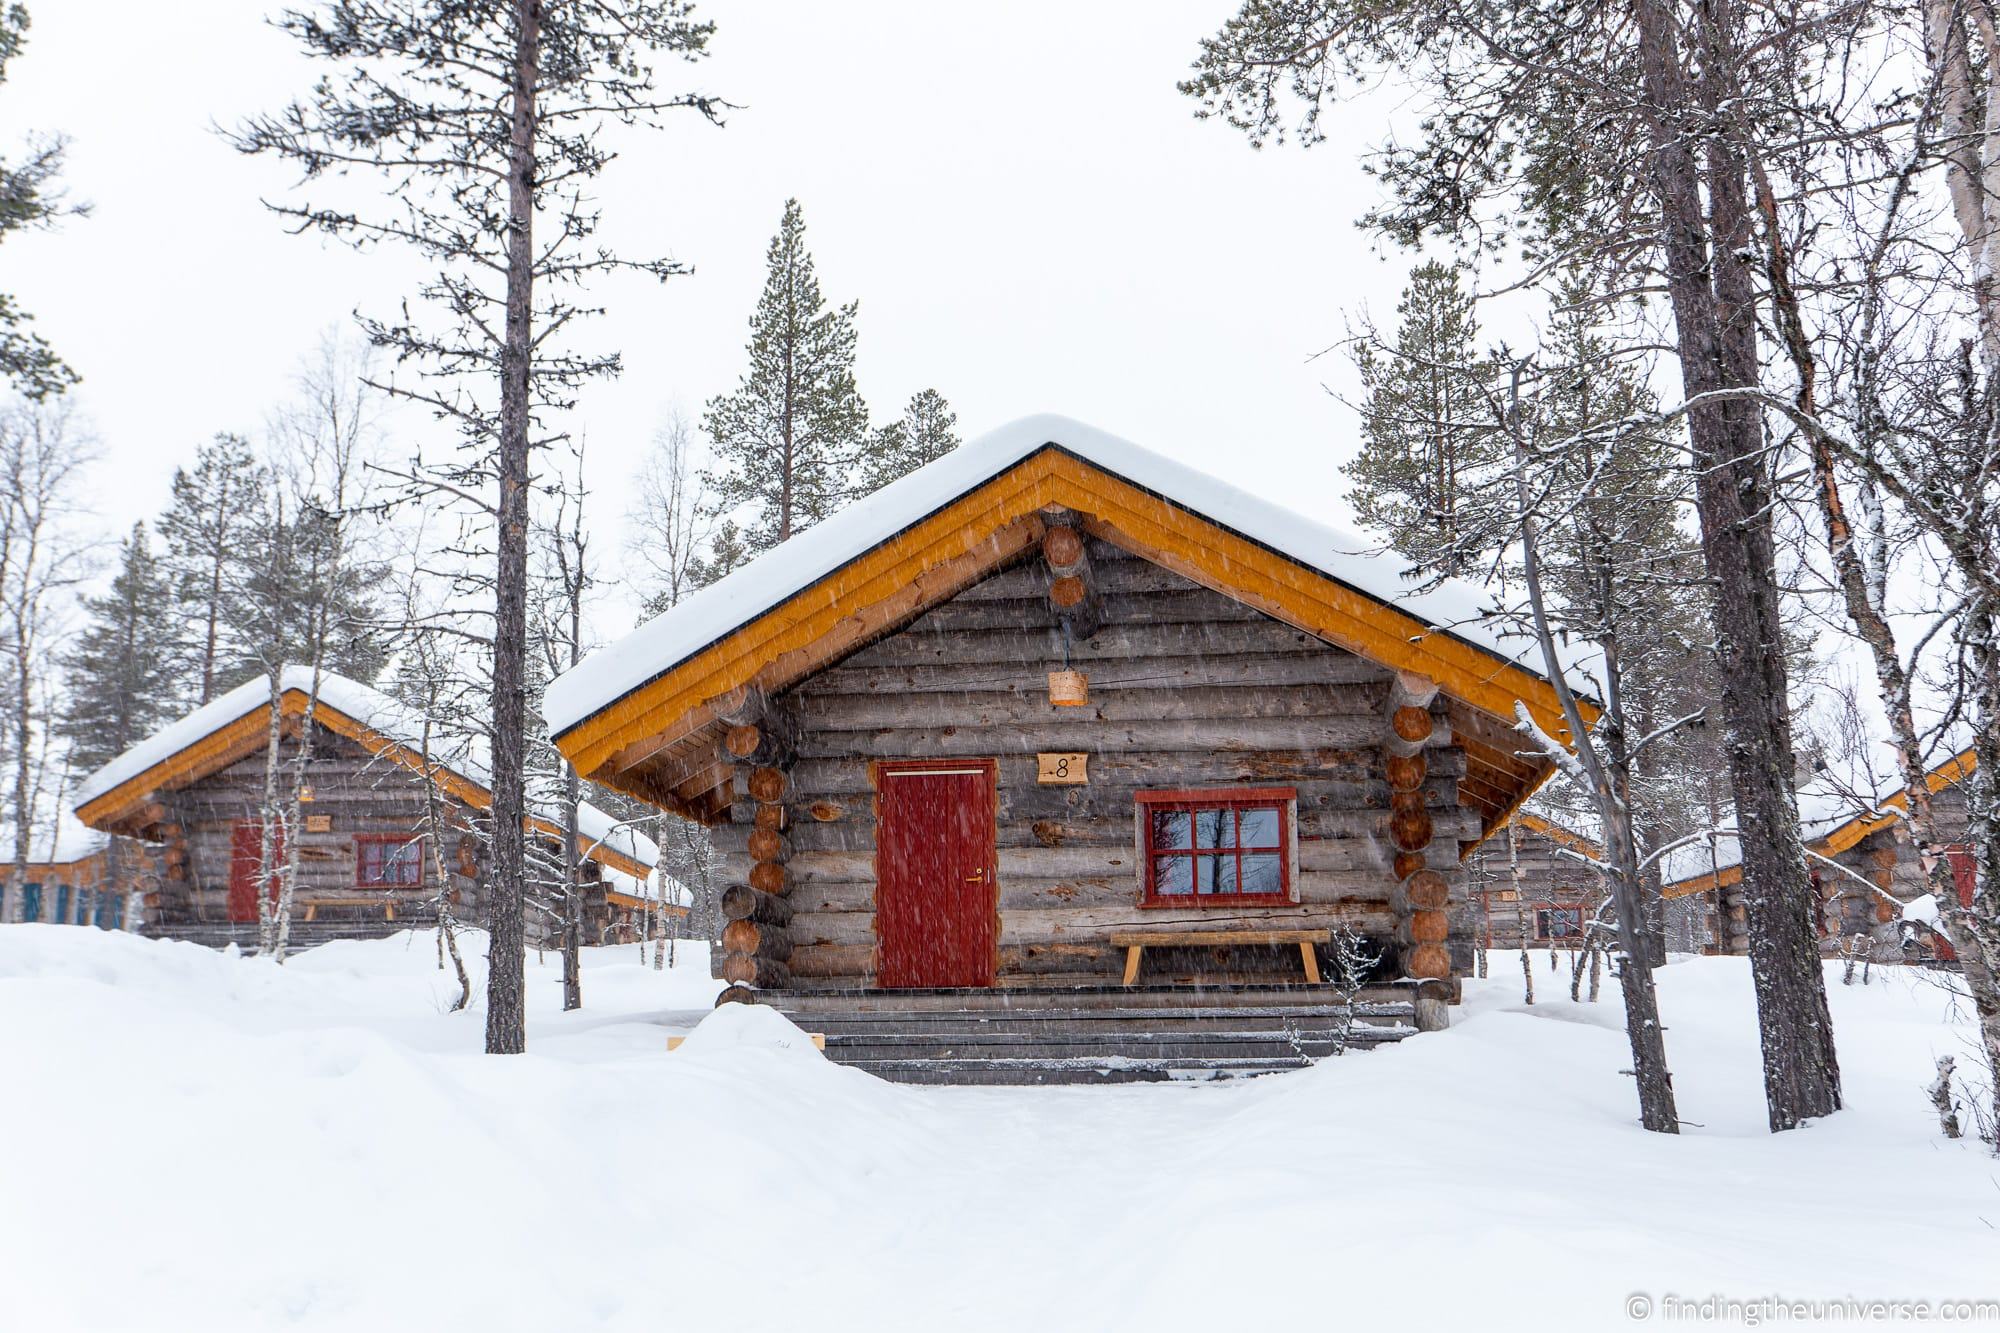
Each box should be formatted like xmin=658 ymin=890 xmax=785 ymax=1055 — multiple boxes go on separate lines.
xmin=0 ymin=399 xmax=90 ymax=924
xmin=628 ymin=408 xmax=713 ymax=618
xmin=233 ymin=0 xmax=721 ymax=1053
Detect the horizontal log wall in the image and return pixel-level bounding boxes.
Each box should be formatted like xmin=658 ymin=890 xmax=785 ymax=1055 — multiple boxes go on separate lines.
xmin=719 ymin=539 xmax=1478 ymax=989
xmin=151 ymin=725 xmax=476 ymax=929
xmin=1465 ymin=824 xmax=1601 ymax=949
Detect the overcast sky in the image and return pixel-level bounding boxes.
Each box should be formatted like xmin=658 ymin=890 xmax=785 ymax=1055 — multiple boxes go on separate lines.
xmin=6 ymin=1 xmax=1425 ymax=629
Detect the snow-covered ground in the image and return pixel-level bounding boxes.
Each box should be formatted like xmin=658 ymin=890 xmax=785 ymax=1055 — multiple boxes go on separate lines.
xmin=2 ymin=929 xmax=1996 ymax=1332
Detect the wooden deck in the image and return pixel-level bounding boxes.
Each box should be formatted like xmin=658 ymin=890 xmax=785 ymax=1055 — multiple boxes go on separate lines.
xmin=752 ymin=984 xmax=1420 ymax=1085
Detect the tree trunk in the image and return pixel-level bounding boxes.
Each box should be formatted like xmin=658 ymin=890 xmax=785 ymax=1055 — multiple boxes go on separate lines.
xmin=485 ymin=0 xmax=541 ymax=1055
xmin=1631 ymin=0 xmax=1839 ymax=1130
xmin=256 ymin=669 xmax=287 ymax=956
xmin=562 ymin=766 xmax=583 ymax=1012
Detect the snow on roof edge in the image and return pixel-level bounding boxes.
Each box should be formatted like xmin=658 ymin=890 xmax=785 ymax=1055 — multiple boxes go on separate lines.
xmin=547 ymin=413 xmax=1597 ymax=737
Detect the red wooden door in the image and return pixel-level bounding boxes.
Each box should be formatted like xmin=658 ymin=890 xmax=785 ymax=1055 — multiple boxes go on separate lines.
xmin=227 ymin=821 xmax=284 ymax=924
xmin=876 ymin=761 xmax=997 ymax=988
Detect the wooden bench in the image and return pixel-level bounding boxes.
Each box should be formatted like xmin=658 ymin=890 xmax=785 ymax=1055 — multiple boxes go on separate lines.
xmin=301 ymin=897 xmax=398 ymax=923
xmin=1108 ymin=930 xmax=1325 ymax=987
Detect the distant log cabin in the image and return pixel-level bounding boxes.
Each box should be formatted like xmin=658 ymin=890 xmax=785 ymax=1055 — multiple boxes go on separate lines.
xmin=546 ymin=418 xmax=1594 ymax=1080
xmin=4 ymin=839 xmax=160 ymax=930
xmin=1664 ymin=748 xmax=1978 ymax=962
xmin=73 ymin=669 xmax=672 ymax=950
xmin=1466 ymin=813 xmax=1604 ymax=950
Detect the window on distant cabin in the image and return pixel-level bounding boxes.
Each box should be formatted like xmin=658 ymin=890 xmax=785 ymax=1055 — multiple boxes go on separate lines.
xmin=1535 ymin=905 xmax=1585 ymax=940
xmin=355 ymin=836 xmax=424 ymax=889
xmin=20 ymin=882 xmax=41 ymax=922
xmin=1137 ymin=789 xmax=1294 ymax=907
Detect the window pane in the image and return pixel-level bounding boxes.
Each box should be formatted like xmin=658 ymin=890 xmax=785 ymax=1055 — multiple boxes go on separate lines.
xmin=1153 ymin=856 xmax=1192 ymax=895
xmin=1192 ymin=855 xmax=1230 ymax=894
xmin=1193 ymin=809 xmax=1233 ymax=849
xmin=1150 ymin=809 xmax=1191 ymax=851
xmin=1240 ymin=853 xmax=1283 ymax=894
xmin=1238 ymin=807 xmax=1280 ymax=848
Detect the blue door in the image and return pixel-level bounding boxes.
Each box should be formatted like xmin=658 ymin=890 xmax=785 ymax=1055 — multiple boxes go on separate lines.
xmin=20 ymin=882 xmax=41 ymax=922
xmin=55 ymin=884 xmax=71 ymax=923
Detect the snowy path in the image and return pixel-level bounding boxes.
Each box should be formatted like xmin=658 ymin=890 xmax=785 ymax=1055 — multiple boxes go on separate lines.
xmin=2 ymin=927 xmax=1996 ymax=1332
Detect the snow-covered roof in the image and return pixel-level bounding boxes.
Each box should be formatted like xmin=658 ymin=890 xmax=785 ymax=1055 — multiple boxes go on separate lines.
xmin=74 ymin=667 xmax=657 ymax=871
xmin=546 ymin=414 xmax=1592 ymax=738
xmin=1660 ymin=746 xmax=1977 ymax=891
xmin=601 ymin=868 xmax=693 ymax=907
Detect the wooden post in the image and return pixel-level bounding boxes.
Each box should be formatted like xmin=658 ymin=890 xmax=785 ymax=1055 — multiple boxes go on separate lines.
xmin=719 ymin=695 xmax=798 ymax=1000
xmin=1382 ymin=672 xmax=1451 ymax=1030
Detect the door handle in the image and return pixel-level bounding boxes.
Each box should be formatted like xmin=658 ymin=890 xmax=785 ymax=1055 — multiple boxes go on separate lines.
xmin=965 ymin=869 xmax=984 ymax=883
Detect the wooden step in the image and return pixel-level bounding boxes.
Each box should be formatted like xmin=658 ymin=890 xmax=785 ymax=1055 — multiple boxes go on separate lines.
xmin=760 ymin=984 xmax=1414 ymax=1014
xmin=839 ymin=1055 xmax=1328 ymax=1086
xmin=751 ymin=986 xmax=1419 ymax=1085
xmin=824 ymin=1033 xmax=1406 ymax=1063
xmin=798 ymin=1004 xmax=1415 ymax=1032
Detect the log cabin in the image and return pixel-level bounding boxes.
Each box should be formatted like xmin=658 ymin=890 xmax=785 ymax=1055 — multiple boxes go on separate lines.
xmin=546 ymin=416 xmax=1595 ymax=1082
xmin=1466 ymin=813 xmax=1604 ymax=949
xmin=72 ymin=669 xmax=674 ymax=950
xmin=1663 ymin=747 xmax=1979 ymax=962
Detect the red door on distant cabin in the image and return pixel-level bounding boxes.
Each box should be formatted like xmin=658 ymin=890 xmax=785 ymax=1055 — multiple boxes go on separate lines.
xmin=1932 ymin=847 xmax=1977 ymax=962
xmin=227 ymin=821 xmax=285 ymax=924
xmin=875 ymin=760 xmax=997 ymax=988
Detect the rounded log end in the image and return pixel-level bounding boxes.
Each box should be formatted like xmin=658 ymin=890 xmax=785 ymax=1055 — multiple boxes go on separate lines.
xmin=1408 ymin=909 xmax=1450 ymax=943
xmin=1048 ymin=574 xmax=1090 ymax=608
xmin=721 ymin=952 xmax=791 ymax=989
xmin=723 ymin=724 xmax=763 ymax=760
xmin=1400 ymin=869 xmax=1451 ymax=911
xmin=715 ymin=984 xmax=759 ymax=1007
xmin=748 ymin=861 xmax=788 ymax=895
xmin=1392 ymin=850 xmax=1429 ymax=880
xmin=747 ymin=767 xmax=789 ymax=803
xmin=1042 ymin=524 xmax=1086 ymax=568
xmin=753 ymin=803 xmax=789 ymax=832
xmin=1404 ymin=942 xmax=1451 ymax=979
xmin=747 ymin=828 xmax=790 ymax=864
xmin=1384 ymin=752 xmax=1427 ymax=792
xmin=1389 ymin=806 xmax=1435 ymax=852
xmin=1391 ymin=705 xmax=1435 ymax=744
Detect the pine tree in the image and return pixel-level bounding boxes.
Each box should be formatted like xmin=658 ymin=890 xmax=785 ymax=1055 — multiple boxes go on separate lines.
xmin=57 ymin=524 xmax=179 ymax=775
xmin=856 ymin=388 xmax=960 ymax=494
xmin=158 ymin=433 xmax=265 ymax=705
xmin=703 ymin=199 xmax=869 ymax=552
xmin=1346 ymin=261 xmax=1503 ymax=578
xmin=682 ymin=519 xmax=749 ymax=597
xmin=0 ymin=6 xmax=80 ymax=399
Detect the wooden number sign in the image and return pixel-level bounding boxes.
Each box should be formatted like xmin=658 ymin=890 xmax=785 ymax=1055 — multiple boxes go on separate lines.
xmin=305 ymin=814 xmax=333 ymax=834
xmin=1037 ymin=752 xmax=1088 ymax=785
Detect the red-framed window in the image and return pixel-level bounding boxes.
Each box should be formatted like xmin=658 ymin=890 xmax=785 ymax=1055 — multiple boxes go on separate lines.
xmin=1534 ymin=904 xmax=1586 ymax=940
xmin=355 ymin=835 xmax=423 ymax=888
xmin=1136 ymin=788 xmax=1294 ymax=907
